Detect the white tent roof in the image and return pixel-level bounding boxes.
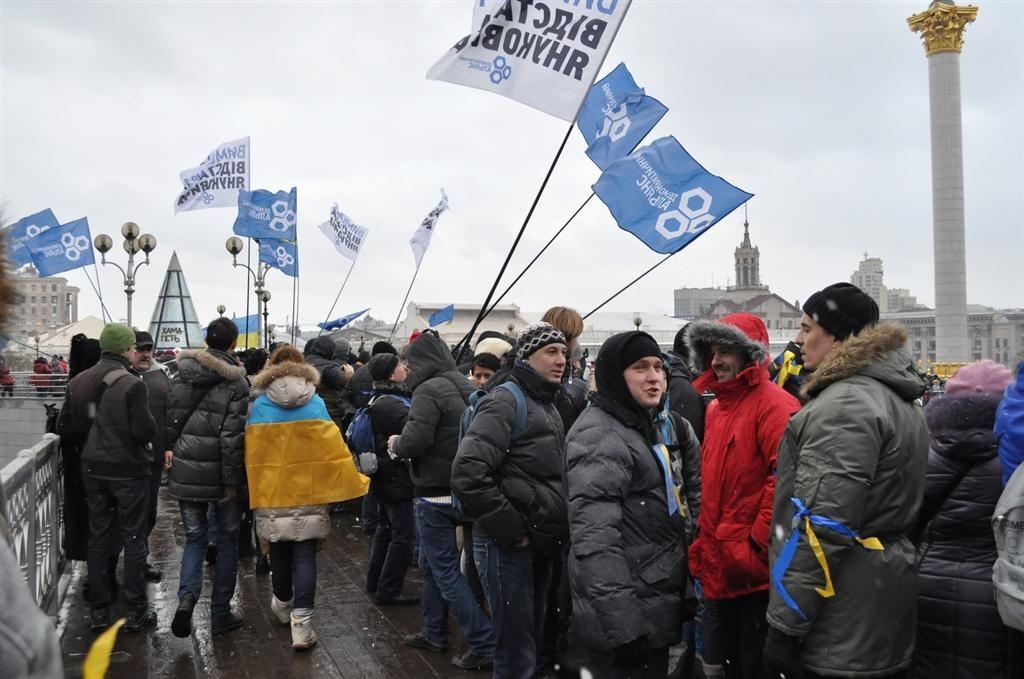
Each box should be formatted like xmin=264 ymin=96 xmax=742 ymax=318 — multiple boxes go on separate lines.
xmin=37 ymin=315 xmax=105 ymax=346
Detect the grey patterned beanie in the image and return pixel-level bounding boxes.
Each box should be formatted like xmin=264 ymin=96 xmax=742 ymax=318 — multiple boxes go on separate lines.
xmin=517 ymin=322 xmax=567 ymax=360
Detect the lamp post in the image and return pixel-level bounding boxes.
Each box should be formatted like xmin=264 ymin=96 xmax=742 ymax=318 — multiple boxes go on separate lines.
xmin=633 ymin=314 xmax=643 ymax=332
xmin=34 ymin=336 xmax=40 ymax=358
xmin=217 ymin=304 xmax=226 ymax=318
xmin=225 ymin=236 xmax=272 ymax=348
xmin=507 ymin=322 xmax=515 ymax=337
xmin=94 ymin=222 xmax=157 ymax=328
xmin=259 ymin=289 xmax=272 ymax=351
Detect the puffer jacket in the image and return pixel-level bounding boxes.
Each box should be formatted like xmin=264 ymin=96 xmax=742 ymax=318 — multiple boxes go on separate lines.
xmin=142 ymin=362 xmax=170 ymax=461
xmin=452 ymin=361 xmax=569 ymax=557
xmin=349 ymin=363 xmax=375 ymax=410
xmin=304 ymin=335 xmax=352 ymax=429
xmin=996 ymin=363 xmax=1024 ymax=484
xmin=63 ymin=354 xmax=156 ymax=480
xmin=369 ymin=380 xmax=414 ymax=503
xmin=686 ymin=314 xmax=800 ymax=600
xmin=247 ymin=361 xmax=338 ymax=543
xmin=166 ymin=348 xmax=249 ymax=502
xmin=566 ymin=331 xmax=688 ymax=653
xmin=912 ymin=392 xmax=1024 ymax=678
xmin=767 ymin=323 xmax=929 ymax=677
xmin=667 ymin=349 xmax=706 ymax=443
xmin=392 ymin=332 xmax=474 ymax=496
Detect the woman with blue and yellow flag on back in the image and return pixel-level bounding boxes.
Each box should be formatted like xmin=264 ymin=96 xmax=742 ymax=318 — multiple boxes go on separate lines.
xmin=245 ymin=346 xmax=369 ymax=651
xmin=765 ymin=284 xmax=928 ymax=679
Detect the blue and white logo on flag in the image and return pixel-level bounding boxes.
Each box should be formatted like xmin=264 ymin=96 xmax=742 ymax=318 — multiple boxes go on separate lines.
xmin=3 ymin=209 xmax=61 ymax=267
xmin=319 ymin=308 xmax=370 ymax=331
xmin=577 ymin=63 xmax=668 ymax=170
xmin=233 ymin=187 xmax=297 ymax=240
xmin=593 ymin=137 xmax=753 ymax=255
xmin=27 ymin=217 xmax=96 ymax=277
xmin=258 ymin=238 xmax=299 ymax=278
xmin=428 ymin=304 xmax=455 ymax=328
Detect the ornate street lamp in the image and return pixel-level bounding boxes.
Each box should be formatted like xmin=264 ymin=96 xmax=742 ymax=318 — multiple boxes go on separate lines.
xmin=226 ymin=237 xmax=273 ymax=348
xmin=217 ymin=304 xmax=226 ymax=318
xmin=633 ymin=314 xmax=643 ymax=332
xmin=259 ymin=289 xmax=272 ymax=351
xmin=94 ymin=222 xmax=157 ymax=328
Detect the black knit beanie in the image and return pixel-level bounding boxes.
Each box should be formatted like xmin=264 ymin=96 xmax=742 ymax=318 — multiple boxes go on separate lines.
xmin=372 ymin=341 xmax=397 ymax=356
xmin=621 ymin=332 xmax=663 ymax=368
xmin=802 ymin=282 xmax=879 ymax=341
xmin=368 ymin=353 xmax=400 ymax=382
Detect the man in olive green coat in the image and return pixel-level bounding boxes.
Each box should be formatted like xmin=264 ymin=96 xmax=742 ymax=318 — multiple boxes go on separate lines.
xmin=765 ymin=283 xmax=928 ymax=679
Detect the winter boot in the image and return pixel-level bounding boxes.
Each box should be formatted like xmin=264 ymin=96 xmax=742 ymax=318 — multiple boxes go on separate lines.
xmin=270 ymin=595 xmax=293 ymax=625
xmin=290 ymin=608 xmax=317 ymax=651
xmin=171 ymin=593 xmax=196 ymax=638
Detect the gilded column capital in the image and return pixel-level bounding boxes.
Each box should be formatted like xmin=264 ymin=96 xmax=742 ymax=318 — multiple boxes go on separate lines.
xmin=908 ymin=2 xmax=978 ymax=56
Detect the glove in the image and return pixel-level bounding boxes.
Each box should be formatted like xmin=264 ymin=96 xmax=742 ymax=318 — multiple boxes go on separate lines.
xmin=218 ymin=487 xmax=238 ymax=505
xmin=763 ymin=627 xmax=803 ymax=679
xmin=611 ymin=635 xmax=648 ymax=667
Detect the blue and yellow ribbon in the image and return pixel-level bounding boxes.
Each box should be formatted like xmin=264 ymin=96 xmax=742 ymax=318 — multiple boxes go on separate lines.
xmin=774 ymin=349 xmax=803 ymax=389
xmin=771 ymin=497 xmax=883 ymax=620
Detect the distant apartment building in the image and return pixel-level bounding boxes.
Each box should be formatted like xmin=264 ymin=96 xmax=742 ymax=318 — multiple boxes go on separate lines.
xmin=8 ymin=266 xmax=79 ymax=340
xmin=884 ymin=305 xmax=1024 ymax=368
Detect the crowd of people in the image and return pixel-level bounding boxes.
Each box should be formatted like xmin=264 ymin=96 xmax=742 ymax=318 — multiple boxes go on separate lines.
xmin=5 ymin=280 xmax=1024 ymax=678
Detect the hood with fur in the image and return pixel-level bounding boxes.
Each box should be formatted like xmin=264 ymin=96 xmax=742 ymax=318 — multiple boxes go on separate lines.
xmin=176 ymin=348 xmax=247 ymax=388
xmin=685 ymin=313 xmax=769 ymax=374
xmin=801 ymin=323 xmax=924 ymax=401
xmin=251 ymin=361 xmax=319 ymax=409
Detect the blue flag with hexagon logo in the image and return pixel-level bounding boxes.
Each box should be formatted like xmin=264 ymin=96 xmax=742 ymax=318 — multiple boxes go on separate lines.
xmin=26 ymin=217 xmax=96 ymax=277
xmin=593 ymin=137 xmax=753 ymax=255
xmin=233 ymin=187 xmax=297 ymax=240
xmin=258 ymin=237 xmax=299 ymax=278
xmin=577 ymin=63 xmax=668 ymax=170
xmin=3 ymin=208 xmax=62 ymax=267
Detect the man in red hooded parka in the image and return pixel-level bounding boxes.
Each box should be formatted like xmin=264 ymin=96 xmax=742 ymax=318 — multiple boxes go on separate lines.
xmin=685 ymin=313 xmax=800 ymax=678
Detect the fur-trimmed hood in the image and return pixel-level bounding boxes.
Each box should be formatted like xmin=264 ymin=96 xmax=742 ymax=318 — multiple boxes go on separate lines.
xmin=176 ymin=348 xmax=247 ymax=388
xmin=685 ymin=313 xmax=769 ymax=374
xmin=801 ymin=323 xmax=924 ymax=400
xmin=251 ymin=361 xmax=319 ymax=409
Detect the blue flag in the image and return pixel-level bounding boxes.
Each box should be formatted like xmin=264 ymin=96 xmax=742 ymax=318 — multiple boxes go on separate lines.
xmin=258 ymin=238 xmax=299 ymax=278
xmin=593 ymin=137 xmax=753 ymax=255
xmin=27 ymin=217 xmax=96 ymax=277
xmin=233 ymin=187 xmax=297 ymax=240
xmin=319 ymin=308 xmax=369 ymax=331
xmin=3 ymin=209 xmax=61 ymax=267
xmin=577 ymin=63 xmax=668 ymax=171
xmin=428 ymin=304 xmax=455 ymax=328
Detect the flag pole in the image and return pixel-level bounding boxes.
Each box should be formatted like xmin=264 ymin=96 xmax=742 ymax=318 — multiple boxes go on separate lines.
xmin=83 ymin=267 xmax=112 ymax=323
xmin=387 ymin=263 xmax=423 ymax=344
xmin=316 ymin=258 xmax=358 ymax=338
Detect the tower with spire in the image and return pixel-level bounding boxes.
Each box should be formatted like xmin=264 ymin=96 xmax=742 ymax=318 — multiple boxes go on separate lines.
xmin=148 ymin=251 xmax=205 ymax=350
xmin=731 ymin=210 xmax=767 ymax=291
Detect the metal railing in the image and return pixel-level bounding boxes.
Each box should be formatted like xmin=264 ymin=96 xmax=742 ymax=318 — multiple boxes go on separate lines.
xmin=0 ymin=371 xmax=68 ymax=399
xmin=1 ymin=434 xmax=65 ymax=611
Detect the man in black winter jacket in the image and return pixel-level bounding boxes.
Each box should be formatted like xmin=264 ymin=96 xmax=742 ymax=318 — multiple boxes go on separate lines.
xmin=62 ymin=323 xmax=156 ymax=633
xmin=388 ymin=331 xmax=496 ymax=670
xmin=452 ymin=322 xmax=570 ymax=679
xmin=165 ymin=318 xmax=250 ymax=638
xmin=303 ymin=335 xmax=355 ymax=430
xmin=667 ymin=325 xmax=705 ymax=443
xmin=132 ymin=330 xmax=169 ymax=582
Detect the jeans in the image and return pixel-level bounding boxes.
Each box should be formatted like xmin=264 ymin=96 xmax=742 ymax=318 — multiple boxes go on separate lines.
xmin=269 ymin=539 xmax=318 ymax=609
xmin=146 ymin=460 xmax=162 ymax=537
xmin=83 ymin=474 xmax=150 ymax=609
xmin=362 ymin=489 xmax=381 ymax=533
xmin=367 ymin=498 xmax=415 ymax=599
xmin=701 ymin=591 xmax=768 ymax=679
xmin=474 ymin=535 xmax=555 ymax=679
xmin=415 ymin=499 xmax=495 ymax=656
xmin=178 ymin=499 xmax=241 ymax=618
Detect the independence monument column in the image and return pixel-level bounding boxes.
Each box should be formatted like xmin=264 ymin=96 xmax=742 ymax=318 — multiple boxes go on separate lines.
xmin=908 ymin=1 xmax=977 ymax=364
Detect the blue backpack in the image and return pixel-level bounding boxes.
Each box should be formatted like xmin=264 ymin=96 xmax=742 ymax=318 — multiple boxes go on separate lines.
xmin=458 ymin=381 xmax=529 ymax=444
xmin=346 ymin=394 xmax=411 ymax=454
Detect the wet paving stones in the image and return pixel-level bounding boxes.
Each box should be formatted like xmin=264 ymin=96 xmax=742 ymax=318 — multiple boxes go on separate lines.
xmin=60 ymin=490 xmax=477 ymax=678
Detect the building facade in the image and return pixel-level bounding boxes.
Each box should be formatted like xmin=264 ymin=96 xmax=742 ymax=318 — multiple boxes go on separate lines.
xmin=8 ymin=266 xmax=79 ymax=340
xmin=884 ymin=305 xmax=1024 ymax=369
xmin=849 ymin=253 xmax=923 ymax=313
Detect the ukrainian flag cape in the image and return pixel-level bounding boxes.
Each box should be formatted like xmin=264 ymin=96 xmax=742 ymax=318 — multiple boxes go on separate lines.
xmin=246 ymin=391 xmax=368 ymax=509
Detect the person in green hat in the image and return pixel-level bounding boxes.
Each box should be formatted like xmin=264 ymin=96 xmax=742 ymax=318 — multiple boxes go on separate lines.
xmin=61 ymin=323 xmax=157 ymax=633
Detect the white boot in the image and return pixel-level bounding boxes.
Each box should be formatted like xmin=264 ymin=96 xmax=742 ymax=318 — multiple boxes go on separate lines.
xmin=270 ymin=596 xmax=293 ymax=625
xmin=291 ymin=608 xmax=317 ymax=650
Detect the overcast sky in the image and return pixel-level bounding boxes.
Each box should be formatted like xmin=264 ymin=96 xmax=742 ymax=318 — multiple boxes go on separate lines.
xmin=2 ymin=0 xmax=1021 ymax=332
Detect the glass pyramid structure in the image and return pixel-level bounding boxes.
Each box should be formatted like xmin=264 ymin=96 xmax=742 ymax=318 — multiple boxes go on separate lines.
xmin=148 ymin=251 xmax=205 ymax=349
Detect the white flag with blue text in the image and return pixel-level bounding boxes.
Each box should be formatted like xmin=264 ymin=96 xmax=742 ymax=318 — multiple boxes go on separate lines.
xmin=428 ymin=0 xmax=631 ymax=121
xmin=174 ymin=137 xmax=250 ymax=213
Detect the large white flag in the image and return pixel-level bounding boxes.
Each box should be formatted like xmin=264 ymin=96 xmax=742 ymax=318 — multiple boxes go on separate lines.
xmin=428 ymin=0 xmax=631 ymax=121
xmin=174 ymin=137 xmax=250 ymax=213
xmin=318 ymin=205 xmax=369 ymax=262
xmin=410 ymin=190 xmax=449 ymax=268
